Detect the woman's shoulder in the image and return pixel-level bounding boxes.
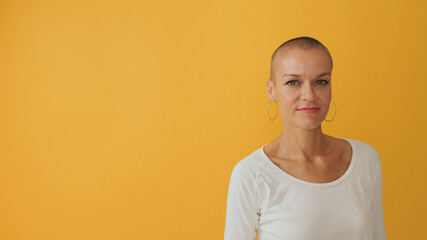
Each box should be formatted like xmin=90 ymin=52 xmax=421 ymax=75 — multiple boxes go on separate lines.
xmin=230 ymin=146 xmax=266 ymax=178
xmin=338 ymin=137 xmax=382 ymax=173
xmin=343 ymin=138 xmax=380 ymax=158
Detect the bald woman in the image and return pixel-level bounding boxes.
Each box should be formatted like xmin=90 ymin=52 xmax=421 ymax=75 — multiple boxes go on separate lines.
xmin=224 ymin=36 xmax=386 ymax=240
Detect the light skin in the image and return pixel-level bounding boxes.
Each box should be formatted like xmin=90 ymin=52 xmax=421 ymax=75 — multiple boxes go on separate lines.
xmin=265 ymin=47 xmax=351 ymax=182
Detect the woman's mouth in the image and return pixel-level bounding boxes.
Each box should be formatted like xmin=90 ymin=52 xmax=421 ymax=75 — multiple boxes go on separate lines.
xmin=297 ymin=107 xmax=320 ymax=113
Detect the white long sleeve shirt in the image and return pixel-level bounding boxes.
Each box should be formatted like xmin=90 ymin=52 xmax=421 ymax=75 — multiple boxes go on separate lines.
xmin=224 ymin=138 xmax=386 ymax=240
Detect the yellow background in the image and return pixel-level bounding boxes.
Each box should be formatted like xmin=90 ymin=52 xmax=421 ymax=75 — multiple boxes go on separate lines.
xmin=1 ymin=0 xmax=426 ymax=239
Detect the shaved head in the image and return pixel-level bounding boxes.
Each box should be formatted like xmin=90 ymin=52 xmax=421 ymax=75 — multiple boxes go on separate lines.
xmin=270 ymin=36 xmax=333 ymax=82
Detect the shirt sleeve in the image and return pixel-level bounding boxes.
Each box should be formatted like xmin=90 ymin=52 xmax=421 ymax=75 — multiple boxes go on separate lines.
xmin=372 ymin=149 xmax=387 ymax=239
xmin=224 ymin=162 xmax=259 ymax=240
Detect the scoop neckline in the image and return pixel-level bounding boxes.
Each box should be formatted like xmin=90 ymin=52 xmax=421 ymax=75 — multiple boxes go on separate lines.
xmin=258 ymin=137 xmax=357 ymax=188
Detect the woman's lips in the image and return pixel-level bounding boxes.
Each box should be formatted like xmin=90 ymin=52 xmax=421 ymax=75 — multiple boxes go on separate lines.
xmin=297 ymin=108 xmax=320 ymax=113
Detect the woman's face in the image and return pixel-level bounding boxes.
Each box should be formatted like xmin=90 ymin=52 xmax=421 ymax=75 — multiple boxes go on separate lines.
xmin=267 ymin=48 xmax=333 ymax=130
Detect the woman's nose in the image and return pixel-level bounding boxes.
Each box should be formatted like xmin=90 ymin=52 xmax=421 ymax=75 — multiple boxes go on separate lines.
xmin=301 ymin=84 xmax=315 ymax=101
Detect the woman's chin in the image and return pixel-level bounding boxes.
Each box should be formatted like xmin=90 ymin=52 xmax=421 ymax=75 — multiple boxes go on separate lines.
xmin=286 ymin=121 xmax=322 ymax=131
xmin=282 ymin=116 xmax=326 ymax=130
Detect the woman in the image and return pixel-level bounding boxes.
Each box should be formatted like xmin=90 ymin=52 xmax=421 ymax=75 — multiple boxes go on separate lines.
xmin=224 ymin=36 xmax=386 ymax=240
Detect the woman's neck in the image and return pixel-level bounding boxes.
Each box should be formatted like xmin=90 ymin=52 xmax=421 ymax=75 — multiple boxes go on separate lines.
xmin=274 ymin=126 xmax=331 ymax=162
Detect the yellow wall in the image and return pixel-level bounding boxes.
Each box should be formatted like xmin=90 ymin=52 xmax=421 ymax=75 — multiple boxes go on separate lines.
xmin=0 ymin=0 xmax=426 ymax=239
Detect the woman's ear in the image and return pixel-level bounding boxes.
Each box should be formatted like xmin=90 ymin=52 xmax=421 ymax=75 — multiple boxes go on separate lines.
xmin=267 ymin=78 xmax=275 ymax=101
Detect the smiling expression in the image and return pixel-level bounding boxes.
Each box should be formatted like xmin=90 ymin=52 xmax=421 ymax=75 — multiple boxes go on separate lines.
xmin=267 ymin=47 xmax=333 ymax=130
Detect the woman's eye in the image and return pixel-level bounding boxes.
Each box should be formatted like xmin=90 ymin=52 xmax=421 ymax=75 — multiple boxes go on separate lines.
xmin=285 ymin=80 xmax=298 ymax=85
xmin=316 ymin=80 xmax=329 ymax=85
xmin=285 ymin=80 xmax=329 ymax=86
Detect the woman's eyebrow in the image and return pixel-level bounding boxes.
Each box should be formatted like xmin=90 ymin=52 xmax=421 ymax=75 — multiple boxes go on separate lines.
xmin=282 ymin=72 xmax=331 ymax=78
xmin=318 ymin=72 xmax=331 ymax=77
xmin=282 ymin=73 xmax=300 ymax=78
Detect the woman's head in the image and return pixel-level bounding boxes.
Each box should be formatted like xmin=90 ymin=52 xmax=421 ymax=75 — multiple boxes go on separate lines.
xmin=267 ymin=37 xmax=333 ymax=130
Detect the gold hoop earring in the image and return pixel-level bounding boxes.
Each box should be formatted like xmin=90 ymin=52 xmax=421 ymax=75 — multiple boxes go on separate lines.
xmin=267 ymin=100 xmax=278 ymax=121
xmin=324 ymin=100 xmax=337 ymax=122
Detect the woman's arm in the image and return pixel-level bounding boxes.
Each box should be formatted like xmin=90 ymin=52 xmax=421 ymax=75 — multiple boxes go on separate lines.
xmin=372 ymin=150 xmax=387 ymax=239
xmin=224 ymin=162 xmax=259 ymax=240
